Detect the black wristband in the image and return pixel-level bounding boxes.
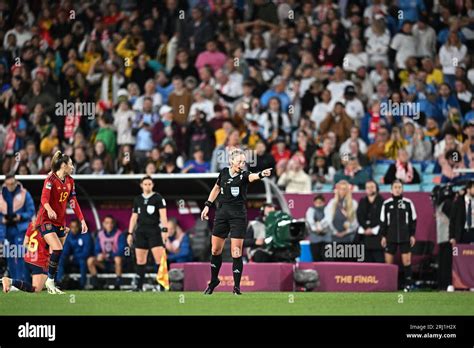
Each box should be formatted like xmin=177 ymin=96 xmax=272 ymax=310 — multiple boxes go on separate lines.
xmin=205 ymin=200 xmax=213 ymax=207
xmin=161 ymin=227 xmax=168 ymax=233
xmin=127 ymin=231 xmax=133 ymax=235
xmin=258 ymin=171 xmax=264 ymax=179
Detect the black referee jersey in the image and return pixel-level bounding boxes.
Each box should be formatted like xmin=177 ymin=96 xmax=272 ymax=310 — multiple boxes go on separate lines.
xmin=133 ymin=192 xmax=166 ymax=227
xmin=380 ymin=195 xmax=417 ymax=244
xmin=215 ymin=167 xmax=251 ymax=207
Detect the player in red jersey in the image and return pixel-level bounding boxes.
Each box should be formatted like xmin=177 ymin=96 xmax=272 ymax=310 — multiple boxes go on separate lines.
xmin=36 ymin=150 xmax=88 ymax=294
xmin=2 ymin=219 xmax=68 ymax=293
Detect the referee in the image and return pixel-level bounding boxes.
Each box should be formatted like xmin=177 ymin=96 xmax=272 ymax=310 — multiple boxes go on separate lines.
xmin=380 ymin=179 xmax=417 ymax=291
xmin=127 ymin=176 xmax=169 ymax=291
xmin=201 ymin=148 xmax=272 ymax=295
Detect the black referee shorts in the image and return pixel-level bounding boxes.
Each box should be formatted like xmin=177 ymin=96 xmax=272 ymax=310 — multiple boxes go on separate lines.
xmin=385 ymin=242 xmax=411 ymax=255
xmin=134 ymin=226 xmax=163 ymax=249
xmin=212 ymin=205 xmax=247 ymax=239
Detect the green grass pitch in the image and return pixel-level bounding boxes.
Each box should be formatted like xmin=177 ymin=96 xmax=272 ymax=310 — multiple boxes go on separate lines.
xmin=1 ymin=291 xmax=474 ymax=315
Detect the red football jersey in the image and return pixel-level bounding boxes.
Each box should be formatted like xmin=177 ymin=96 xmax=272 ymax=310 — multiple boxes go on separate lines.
xmin=24 ymin=223 xmax=50 ymax=270
xmin=37 ymin=173 xmax=83 ymax=227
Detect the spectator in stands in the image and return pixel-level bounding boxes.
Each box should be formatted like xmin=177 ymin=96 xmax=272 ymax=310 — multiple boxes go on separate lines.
xmin=334 ymin=155 xmax=370 ymax=189
xmin=309 ymin=152 xmax=336 ymax=188
xmin=93 ymin=140 xmax=114 ymax=174
xmin=91 ymin=157 xmax=107 ymax=175
xmin=383 ymin=149 xmax=421 ymax=185
xmin=133 ymin=79 xmax=163 ymax=113
xmin=277 ymin=157 xmax=312 ymax=193
xmin=58 ymin=219 xmax=92 ymax=289
xmin=407 ymin=127 xmax=433 ymax=161
xmin=356 ymin=180 xmax=384 ymax=263
xmin=249 ymin=141 xmax=275 ymax=173
xmin=39 ymin=124 xmax=59 ymax=157
xmin=260 ymin=76 xmax=291 ymax=111
xmin=306 ymin=195 xmax=331 ymax=261
xmin=113 ymin=91 xmax=136 ymax=148
xmin=165 ymin=218 xmax=192 ymax=263
xmin=87 ymin=216 xmax=126 ymax=290
xmin=182 ymin=146 xmax=210 ymax=174
xmin=320 ymin=101 xmax=353 ymax=148
xmin=390 ymin=20 xmax=417 ymax=70
xmin=384 ymin=126 xmax=408 ymax=160
xmin=339 ymin=126 xmax=368 ymax=157
xmin=73 ymin=146 xmax=92 ymax=175
xmin=439 ymin=30 xmax=468 ymax=88
xmin=168 ymin=75 xmax=193 ymax=126
xmin=95 ymin=115 xmax=117 ymax=159
xmin=324 ymin=180 xmax=359 ymax=245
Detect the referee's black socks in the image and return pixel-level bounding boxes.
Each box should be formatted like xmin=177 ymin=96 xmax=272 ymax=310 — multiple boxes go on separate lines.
xmin=136 ymin=264 xmax=146 ymax=289
xmin=404 ymin=265 xmax=412 ymax=285
xmin=210 ymin=254 xmax=222 ymax=283
xmin=232 ymin=257 xmax=243 ymax=288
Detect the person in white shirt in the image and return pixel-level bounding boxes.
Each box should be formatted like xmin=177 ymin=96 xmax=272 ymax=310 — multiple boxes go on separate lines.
xmin=390 ymin=20 xmax=417 ymax=70
xmin=439 ymin=31 xmax=468 ymax=85
xmin=3 ymin=21 xmax=32 ymax=49
xmin=363 ymin=0 xmax=388 ymax=25
xmin=343 ymin=85 xmax=365 ymax=123
xmin=113 ymin=90 xmax=136 ymax=146
xmin=215 ymin=69 xmax=243 ymax=108
xmin=244 ymin=33 xmax=269 ymax=60
xmin=364 ymin=17 xmax=390 ymax=67
xmin=413 ymin=16 xmax=437 ymax=59
xmin=132 ymin=79 xmax=163 ymax=113
xmin=311 ymin=89 xmax=334 ymax=129
xmin=339 ymin=126 xmax=368 ymax=156
xmin=343 ymin=39 xmax=368 ymax=73
xmin=258 ymin=97 xmax=291 ymax=141
xmin=189 ymin=89 xmax=215 ymax=122
xmin=327 ymin=67 xmax=354 ymax=104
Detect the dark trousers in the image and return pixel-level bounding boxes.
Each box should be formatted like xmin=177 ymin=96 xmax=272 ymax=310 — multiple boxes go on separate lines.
xmin=461 ymin=229 xmax=474 ymax=243
xmin=438 ymin=241 xmax=452 ymax=290
xmin=364 ymin=249 xmax=385 ymax=263
xmin=310 ymin=242 xmax=328 ymax=262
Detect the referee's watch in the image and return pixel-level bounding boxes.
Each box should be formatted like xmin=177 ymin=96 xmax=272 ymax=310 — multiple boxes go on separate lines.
xmin=258 ymin=171 xmax=264 ymax=179
xmin=205 ymin=200 xmax=213 ymax=208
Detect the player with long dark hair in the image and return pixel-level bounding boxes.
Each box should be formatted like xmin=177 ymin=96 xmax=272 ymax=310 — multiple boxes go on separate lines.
xmin=200 ymin=148 xmax=272 ymax=295
xmin=36 ymin=150 xmax=88 ymax=294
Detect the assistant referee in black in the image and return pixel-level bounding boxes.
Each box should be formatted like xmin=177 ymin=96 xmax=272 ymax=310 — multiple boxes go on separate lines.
xmin=201 ymin=148 xmax=272 ymax=295
xmin=127 ymin=176 xmax=169 ymax=291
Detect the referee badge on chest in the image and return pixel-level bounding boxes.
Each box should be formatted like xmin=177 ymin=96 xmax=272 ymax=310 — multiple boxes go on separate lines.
xmin=146 ymin=205 xmax=155 ymax=214
xmin=231 ymin=186 xmax=240 ymax=197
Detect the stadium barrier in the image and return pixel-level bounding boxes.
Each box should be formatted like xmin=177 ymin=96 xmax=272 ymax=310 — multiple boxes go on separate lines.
xmin=452 ymin=244 xmax=474 ymax=290
xmin=170 ymin=262 xmax=399 ymax=292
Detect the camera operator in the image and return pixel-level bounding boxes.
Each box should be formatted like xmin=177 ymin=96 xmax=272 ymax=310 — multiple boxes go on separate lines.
xmin=0 ymin=174 xmax=35 ymax=281
xmin=244 ymin=203 xmax=275 ymax=262
xmin=431 ymin=185 xmax=455 ymax=290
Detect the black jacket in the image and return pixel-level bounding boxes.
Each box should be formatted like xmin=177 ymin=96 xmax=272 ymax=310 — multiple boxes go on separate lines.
xmin=384 ymin=163 xmax=421 ymax=185
xmin=356 ymin=194 xmax=384 ymax=250
xmin=449 ymin=194 xmax=469 ymax=242
xmin=380 ymin=195 xmax=417 ymax=243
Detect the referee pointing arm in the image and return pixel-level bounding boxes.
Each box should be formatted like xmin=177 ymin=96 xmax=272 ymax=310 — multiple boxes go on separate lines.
xmin=201 ymin=148 xmax=272 ymax=295
xmin=127 ymin=176 xmax=169 ymax=291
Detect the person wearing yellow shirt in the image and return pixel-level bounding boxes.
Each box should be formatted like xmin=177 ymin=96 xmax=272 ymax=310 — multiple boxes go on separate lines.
xmin=115 ymin=35 xmax=148 ymax=78
xmin=39 ymin=125 xmax=59 ymax=157
xmin=422 ymin=57 xmax=443 ymax=86
xmin=384 ymin=127 xmax=408 ymax=160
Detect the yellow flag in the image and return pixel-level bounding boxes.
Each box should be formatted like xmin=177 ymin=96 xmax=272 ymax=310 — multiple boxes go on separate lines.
xmin=156 ymin=252 xmax=169 ymax=290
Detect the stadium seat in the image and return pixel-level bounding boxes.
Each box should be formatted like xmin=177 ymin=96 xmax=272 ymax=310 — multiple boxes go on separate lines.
xmin=422 ymin=174 xmax=440 ymax=184
xmin=403 ymin=184 xmax=421 ymax=192
xmin=374 ymin=163 xmax=390 ymax=176
xmin=412 ymin=163 xmax=422 ymax=175
xmin=421 ymin=183 xmax=436 ymax=192
xmin=423 ymin=161 xmax=436 ymax=174
xmin=379 ymin=185 xmax=392 ymax=192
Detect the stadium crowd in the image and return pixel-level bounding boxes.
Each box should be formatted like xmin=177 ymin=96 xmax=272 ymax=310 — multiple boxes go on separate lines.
xmin=0 ymin=0 xmax=472 ymax=191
